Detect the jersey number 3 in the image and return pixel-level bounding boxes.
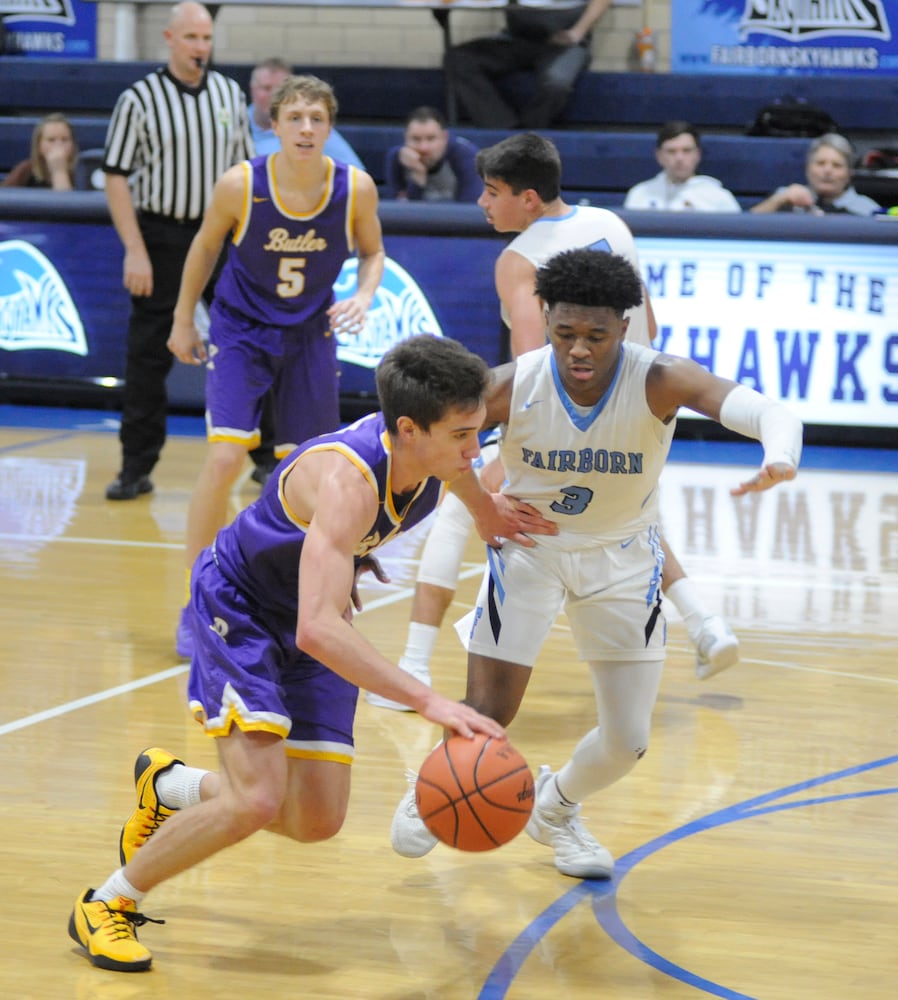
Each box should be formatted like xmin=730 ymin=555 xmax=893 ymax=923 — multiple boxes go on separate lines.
xmin=550 ymin=485 xmax=594 ymax=516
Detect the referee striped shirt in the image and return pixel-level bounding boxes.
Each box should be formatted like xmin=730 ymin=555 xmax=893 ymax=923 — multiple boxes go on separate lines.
xmin=103 ymin=67 xmax=253 ymax=222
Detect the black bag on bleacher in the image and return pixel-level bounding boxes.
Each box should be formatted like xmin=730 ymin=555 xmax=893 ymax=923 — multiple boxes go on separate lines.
xmin=747 ymin=97 xmax=838 ymax=138
xmin=862 ymin=147 xmax=898 ymax=171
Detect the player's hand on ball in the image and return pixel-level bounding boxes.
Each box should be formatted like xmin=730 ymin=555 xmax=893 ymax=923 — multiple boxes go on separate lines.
xmin=419 ymin=691 xmax=505 ymax=741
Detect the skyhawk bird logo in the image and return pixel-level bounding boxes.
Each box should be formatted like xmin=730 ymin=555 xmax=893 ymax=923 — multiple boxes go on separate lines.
xmin=737 ymin=0 xmax=891 ymax=41
xmin=0 ymin=240 xmax=87 ymax=355
xmin=332 ymin=256 xmax=444 ymax=370
xmin=0 ymin=0 xmax=75 ymax=26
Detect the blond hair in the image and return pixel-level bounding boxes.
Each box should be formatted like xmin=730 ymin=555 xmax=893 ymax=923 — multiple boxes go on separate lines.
xmin=270 ymin=75 xmax=337 ymax=124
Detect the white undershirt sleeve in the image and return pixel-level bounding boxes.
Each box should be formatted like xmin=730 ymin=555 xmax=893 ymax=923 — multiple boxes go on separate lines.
xmin=718 ymin=384 xmax=803 ymax=469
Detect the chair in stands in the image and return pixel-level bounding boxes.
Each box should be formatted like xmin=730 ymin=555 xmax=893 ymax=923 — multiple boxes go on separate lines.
xmin=75 ymin=148 xmax=106 ymax=191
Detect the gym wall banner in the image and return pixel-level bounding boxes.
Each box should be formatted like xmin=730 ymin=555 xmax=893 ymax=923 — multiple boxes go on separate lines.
xmin=637 ymin=235 xmax=898 ymax=429
xmin=0 ymin=0 xmax=96 ymax=58
xmin=671 ymin=1 xmax=897 ymax=75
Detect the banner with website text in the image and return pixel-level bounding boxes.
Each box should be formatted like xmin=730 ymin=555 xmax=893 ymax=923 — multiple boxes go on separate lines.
xmin=671 ymin=1 xmax=898 ymax=75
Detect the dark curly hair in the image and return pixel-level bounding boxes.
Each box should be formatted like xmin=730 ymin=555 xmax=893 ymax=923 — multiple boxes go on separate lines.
xmin=535 ymin=249 xmax=644 ymax=317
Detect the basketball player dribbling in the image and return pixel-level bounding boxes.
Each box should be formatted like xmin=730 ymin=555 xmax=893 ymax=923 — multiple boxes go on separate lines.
xmin=67 ymin=335 xmax=557 ymax=973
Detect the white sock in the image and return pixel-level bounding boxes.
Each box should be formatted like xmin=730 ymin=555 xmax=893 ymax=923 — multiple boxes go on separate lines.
xmin=664 ymin=578 xmax=709 ymax=641
xmin=155 ymin=764 xmax=209 ymax=809
xmin=539 ymin=773 xmax=577 ymax=812
xmin=398 ymin=622 xmax=438 ymax=676
xmin=93 ymin=869 xmax=144 ymax=907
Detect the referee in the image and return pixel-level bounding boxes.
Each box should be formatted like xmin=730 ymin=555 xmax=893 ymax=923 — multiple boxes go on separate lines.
xmin=103 ymin=1 xmax=253 ymax=500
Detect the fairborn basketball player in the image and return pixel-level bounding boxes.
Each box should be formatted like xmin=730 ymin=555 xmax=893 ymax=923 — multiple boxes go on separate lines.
xmin=391 ymin=248 xmax=803 ymax=879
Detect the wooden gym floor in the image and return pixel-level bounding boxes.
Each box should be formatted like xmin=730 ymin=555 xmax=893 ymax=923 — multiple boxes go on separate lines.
xmin=0 ymin=404 xmax=896 ymax=1000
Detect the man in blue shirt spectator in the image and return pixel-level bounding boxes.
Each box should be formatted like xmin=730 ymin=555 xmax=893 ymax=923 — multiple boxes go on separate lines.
xmin=248 ymin=57 xmax=364 ymax=169
xmin=383 ymin=106 xmax=480 ymax=202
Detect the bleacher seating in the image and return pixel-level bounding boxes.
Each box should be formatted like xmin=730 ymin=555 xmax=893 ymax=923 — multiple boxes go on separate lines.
xmin=0 ymin=113 xmax=811 ymax=208
xmin=3 ymin=60 xmax=895 ymax=131
xmin=2 ymin=59 xmax=894 ymax=207
xmin=338 ymin=125 xmax=812 ymax=208
xmin=0 ymin=115 xmax=109 ymax=160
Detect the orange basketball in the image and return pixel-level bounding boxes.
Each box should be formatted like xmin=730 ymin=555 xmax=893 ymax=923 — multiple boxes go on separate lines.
xmin=415 ymin=734 xmax=534 ymax=852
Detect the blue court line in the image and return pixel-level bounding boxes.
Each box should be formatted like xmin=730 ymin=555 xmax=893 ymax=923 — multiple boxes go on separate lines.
xmin=667 ymin=437 xmax=898 ymax=473
xmin=479 ymin=753 xmax=898 ymax=999
xmin=0 ymin=428 xmax=83 ymax=454
xmin=0 ymin=404 xmax=206 ymax=438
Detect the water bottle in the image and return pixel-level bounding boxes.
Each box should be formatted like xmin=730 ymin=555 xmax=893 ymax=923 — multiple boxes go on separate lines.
xmin=636 ymin=27 xmax=655 ymax=72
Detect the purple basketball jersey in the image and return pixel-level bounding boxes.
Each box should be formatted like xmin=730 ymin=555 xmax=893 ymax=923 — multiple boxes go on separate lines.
xmin=210 ymin=412 xmax=446 ymax=624
xmin=213 ymin=154 xmax=357 ymax=327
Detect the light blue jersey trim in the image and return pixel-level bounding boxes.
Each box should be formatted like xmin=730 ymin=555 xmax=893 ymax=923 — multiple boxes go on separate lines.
xmin=549 ymin=344 xmax=625 ymax=431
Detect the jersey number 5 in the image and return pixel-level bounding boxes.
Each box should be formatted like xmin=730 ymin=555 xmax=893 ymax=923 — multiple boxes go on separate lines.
xmin=277 ymin=257 xmax=306 ymax=298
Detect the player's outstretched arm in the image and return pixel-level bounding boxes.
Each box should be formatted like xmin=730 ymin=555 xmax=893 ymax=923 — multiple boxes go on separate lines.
xmin=648 ymin=357 xmax=802 ymax=493
xmin=717 ymin=383 xmax=802 ymax=492
xmin=292 ymin=454 xmax=506 ymax=739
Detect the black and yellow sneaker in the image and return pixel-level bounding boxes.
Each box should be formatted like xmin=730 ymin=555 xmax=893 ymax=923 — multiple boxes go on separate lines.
xmin=68 ymin=888 xmax=162 ymax=972
xmin=118 ymin=747 xmax=184 ymax=866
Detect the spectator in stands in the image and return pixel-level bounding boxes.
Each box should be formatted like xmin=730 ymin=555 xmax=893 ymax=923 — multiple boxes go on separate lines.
xmin=102 ymin=1 xmax=252 ymax=501
xmin=2 ymin=113 xmax=80 ymax=191
xmin=382 ymin=106 xmax=480 ymax=202
xmin=623 ymin=121 xmax=741 ymax=213
xmin=248 ymin=57 xmax=364 ymax=170
xmin=750 ymin=133 xmax=879 ymax=216
xmin=444 ymin=0 xmax=612 ymax=129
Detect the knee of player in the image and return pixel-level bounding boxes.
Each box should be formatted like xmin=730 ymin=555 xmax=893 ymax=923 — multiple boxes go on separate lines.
xmin=280 ymin=801 xmax=347 ymax=843
xmin=603 ymin=732 xmax=651 ymax=774
xmin=223 ymin=784 xmax=285 ymax=838
xmin=205 ymin=441 xmax=252 ymax=481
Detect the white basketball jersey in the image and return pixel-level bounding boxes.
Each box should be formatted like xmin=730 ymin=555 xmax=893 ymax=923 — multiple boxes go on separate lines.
xmin=500 ymin=342 xmax=675 ymax=550
xmin=503 ymin=205 xmax=652 ymax=347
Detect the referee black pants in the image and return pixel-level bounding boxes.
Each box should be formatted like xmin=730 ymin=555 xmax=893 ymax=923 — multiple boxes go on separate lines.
xmin=118 ymin=214 xmax=273 ymax=481
xmin=118 ymin=214 xmax=202 ymax=480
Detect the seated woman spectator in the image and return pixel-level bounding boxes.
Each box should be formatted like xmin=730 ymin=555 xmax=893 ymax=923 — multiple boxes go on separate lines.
xmin=2 ymin=113 xmax=80 ymax=190
xmin=750 ymin=133 xmax=880 ymax=216
xmin=383 ymin=107 xmax=480 ymax=203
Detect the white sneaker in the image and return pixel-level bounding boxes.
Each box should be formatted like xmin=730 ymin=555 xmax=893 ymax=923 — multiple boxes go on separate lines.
xmin=693 ymin=615 xmax=739 ymax=680
xmin=390 ymin=772 xmax=438 ymax=858
xmin=525 ymin=766 xmax=614 ymax=879
xmin=365 ymin=667 xmax=431 ymax=712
